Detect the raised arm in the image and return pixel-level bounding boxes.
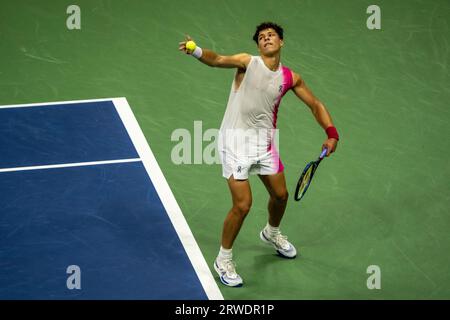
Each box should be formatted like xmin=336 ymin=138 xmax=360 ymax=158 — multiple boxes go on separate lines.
xmin=200 ymin=51 xmax=251 ymax=69
xmin=179 ymin=36 xmax=251 ymax=69
xmin=291 ymin=72 xmax=339 ymax=156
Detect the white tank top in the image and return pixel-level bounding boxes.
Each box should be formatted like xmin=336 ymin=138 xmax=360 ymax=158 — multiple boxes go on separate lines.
xmin=218 ymin=56 xmax=293 ymax=154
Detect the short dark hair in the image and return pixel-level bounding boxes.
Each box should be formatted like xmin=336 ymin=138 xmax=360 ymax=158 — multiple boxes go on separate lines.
xmin=252 ymin=22 xmax=284 ymax=44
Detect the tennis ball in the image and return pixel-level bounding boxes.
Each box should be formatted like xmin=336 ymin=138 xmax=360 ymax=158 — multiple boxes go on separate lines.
xmin=186 ymin=40 xmax=196 ymax=53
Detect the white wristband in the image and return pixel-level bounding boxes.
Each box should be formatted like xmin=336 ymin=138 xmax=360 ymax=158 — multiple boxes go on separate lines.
xmin=192 ymin=46 xmax=203 ymax=59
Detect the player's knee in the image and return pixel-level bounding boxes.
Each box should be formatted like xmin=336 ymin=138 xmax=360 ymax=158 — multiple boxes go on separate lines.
xmin=273 ymin=190 xmax=289 ymax=203
xmin=233 ymin=201 xmax=252 ymax=217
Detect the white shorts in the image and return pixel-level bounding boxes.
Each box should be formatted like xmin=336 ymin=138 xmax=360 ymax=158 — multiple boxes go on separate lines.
xmin=219 ymin=148 xmax=284 ymax=180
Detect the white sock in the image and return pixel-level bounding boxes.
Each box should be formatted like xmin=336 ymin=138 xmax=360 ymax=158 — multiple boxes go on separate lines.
xmin=265 ymin=223 xmax=280 ymax=237
xmin=218 ymin=246 xmax=232 ymax=261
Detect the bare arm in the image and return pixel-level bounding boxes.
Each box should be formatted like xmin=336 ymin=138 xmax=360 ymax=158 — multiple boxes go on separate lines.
xmin=179 ymin=36 xmax=251 ymax=69
xmin=292 ymin=72 xmax=339 ymax=155
xmin=199 ymin=50 xmax=251 ymax=69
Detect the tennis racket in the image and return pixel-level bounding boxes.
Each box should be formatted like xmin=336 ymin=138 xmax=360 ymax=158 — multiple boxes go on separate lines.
xmin=294 ymin=148 xmax=328 ymax=202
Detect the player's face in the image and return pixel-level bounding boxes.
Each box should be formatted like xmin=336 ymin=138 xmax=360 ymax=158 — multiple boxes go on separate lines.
xmin=257 ymin=28 xmax=283 ymax=56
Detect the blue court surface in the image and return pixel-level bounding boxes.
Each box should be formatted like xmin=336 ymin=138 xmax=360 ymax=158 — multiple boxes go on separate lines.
xmin=0 ymin=98 xmax=223 ymax=300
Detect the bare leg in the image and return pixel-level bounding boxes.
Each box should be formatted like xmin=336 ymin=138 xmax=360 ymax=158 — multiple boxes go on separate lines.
xmin=221 ymin=176 xmax=252 ymax=249
xmin=258 ymin=172 xmax=289 ymax=227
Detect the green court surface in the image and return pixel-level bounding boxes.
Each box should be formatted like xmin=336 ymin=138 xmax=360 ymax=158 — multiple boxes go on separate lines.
xmin=1 ymin=0 xmax=449 ymax=299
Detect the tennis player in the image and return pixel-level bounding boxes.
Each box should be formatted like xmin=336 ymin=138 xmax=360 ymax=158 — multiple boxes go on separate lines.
xmin=179 ymin=22 xmax=340 ymax=287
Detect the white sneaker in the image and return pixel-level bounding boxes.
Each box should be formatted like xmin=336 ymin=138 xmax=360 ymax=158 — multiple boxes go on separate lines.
xmin=260 ymin=228 xmax=297 ymax=258
xmin=214 ymin=258 xmax=243 ymax=287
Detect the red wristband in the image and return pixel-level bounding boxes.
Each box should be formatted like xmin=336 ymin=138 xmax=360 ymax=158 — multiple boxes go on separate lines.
xmin=326 ymin=126 xmax=339 ymax=140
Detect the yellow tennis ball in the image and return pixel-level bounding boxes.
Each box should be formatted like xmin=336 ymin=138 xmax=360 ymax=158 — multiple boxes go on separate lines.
xmin=186 ymin=40 xmax=196 ymax=53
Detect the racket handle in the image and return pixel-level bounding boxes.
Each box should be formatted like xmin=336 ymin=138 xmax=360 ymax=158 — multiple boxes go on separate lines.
xmin=320 ymin=148 xmax=328 ymax=159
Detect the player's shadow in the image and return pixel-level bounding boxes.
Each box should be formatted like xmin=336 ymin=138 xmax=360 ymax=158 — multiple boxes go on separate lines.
xmin=250 ymin=244 xmax=294 ymax=267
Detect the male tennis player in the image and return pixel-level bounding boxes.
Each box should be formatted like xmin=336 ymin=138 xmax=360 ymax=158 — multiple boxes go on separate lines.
xmin=179 ymin=22 xmax=339 ymax=287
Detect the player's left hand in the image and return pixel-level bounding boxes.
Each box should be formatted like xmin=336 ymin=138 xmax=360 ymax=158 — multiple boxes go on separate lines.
xmin=322 ymin=138 xmax=338 ymax=157
xmin=178 ymin=35 xmax=193 ymax=54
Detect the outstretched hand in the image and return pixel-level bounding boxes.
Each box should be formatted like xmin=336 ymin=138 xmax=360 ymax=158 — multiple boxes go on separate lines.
xmin=178 ymin=35 xmax=193 ymax=54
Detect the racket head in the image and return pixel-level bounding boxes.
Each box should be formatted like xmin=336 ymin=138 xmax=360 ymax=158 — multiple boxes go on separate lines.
xmin=294 ymin=161 xmax=317 ymax=201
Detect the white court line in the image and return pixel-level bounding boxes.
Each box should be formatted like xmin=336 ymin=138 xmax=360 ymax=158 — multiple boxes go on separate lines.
xmin=113 ymin=97 xmax=224 ymax=300
xmin=0 ymin=158 xmax=142 ymax=173
xmin=0 ymin=97 xmax=123 ymax=109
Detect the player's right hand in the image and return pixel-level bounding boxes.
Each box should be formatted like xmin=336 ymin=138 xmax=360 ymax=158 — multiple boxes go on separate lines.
xmin=178 ymin=35 xmax=193 ymax=54
xmin=322 ymin=138 xmax=338 ymax=157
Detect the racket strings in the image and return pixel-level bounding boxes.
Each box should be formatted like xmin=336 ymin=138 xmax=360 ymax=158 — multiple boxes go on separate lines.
xmin=295 ymin=163 xmax=317 ymax=201
xmin=298 ymin=166 xmax=314 ymax=192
